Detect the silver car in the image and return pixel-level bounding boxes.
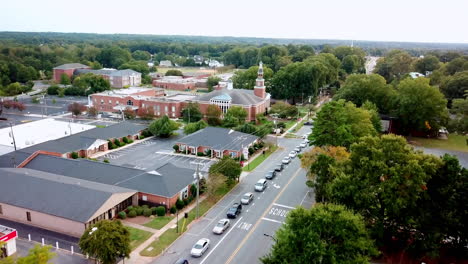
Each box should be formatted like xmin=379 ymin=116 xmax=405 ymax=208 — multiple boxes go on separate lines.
xmin=241 ymin=193 xmax=254 ymax=204
xmin=255 ymin=179 xmax=268 ymax=192
xmin=191 ymin=238 xmax=210 ymax=257
xmin=289 ymin=151 xmax=297 ymax=158
xmin=282 ymin=156 xmax=291 ymax=164
xmin=212 ymin=219 xmax=230 ymax=234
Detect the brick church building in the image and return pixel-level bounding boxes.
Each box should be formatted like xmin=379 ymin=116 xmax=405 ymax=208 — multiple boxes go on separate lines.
xmin=88 ymin=62 xmax=270 ymax=121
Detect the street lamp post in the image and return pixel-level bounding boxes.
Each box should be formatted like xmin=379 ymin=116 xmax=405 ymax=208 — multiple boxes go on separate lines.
xmin=263 ymin=233 xmax=278 ymax=243
xmin=193 ymin=163 xmax=201 ymax=219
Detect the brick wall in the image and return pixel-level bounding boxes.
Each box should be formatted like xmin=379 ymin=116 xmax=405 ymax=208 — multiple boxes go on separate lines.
xmin=138 ymin=192 xmax=180 ymax=208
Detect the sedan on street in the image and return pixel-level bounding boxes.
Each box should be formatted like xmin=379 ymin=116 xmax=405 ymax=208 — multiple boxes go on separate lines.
xmin=300 ymin=142 xmax=307 ymax=148
xmin=282 ymin=156 xmax=291 ymax=164
xmin=255 ymin=179 xmax=268 ymax=192
xmin=191 ymin=238 xmax=210 ymax=257
xmin=289 ymin=151 xmax=297 ymax=158
xmin=265 ymin=170 xmax=277 ymax=180
xmin=212 ymin=219 xmax=230 ymax=234
xmin=227 ymin=203 xmax=242 ymax=218
xmin=241 ymin=192 xmax=254 ymax=204
xmin=274 ymin=163 xmax=284 ymax=172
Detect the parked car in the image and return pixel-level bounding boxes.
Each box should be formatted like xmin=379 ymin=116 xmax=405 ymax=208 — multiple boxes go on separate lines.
xmin=241 ymin=192 xmax=254 ymax=204
xmin=282 ymin=156 xmax=291 ymax=164
xmin=300 ymin=142 xmax=307 ymax=148
xmin=227 ymin=203 xmax=242 ymax=218
xmin=212 ymin=219 xmax=230 ymax=234
xmin=191 ymin=238 xmax=210 ymax=257
xmin=304 ymin=121 xmax=313 ymax=126
xmin=289 ymin=151 xmax=297 ymax=158
xmin=174 ymin=259 xmax=189 ymax=264
xmin=294 ymin=147 xmax=301 ymax=153
xmin=265 ymin=170 xmax=277 ymax=180
xmin=303 ymin=139 xmax=310 ymax=144
xmin=255 ymin=179 xmax=268 ymax=192
xmin=274 ymin=163 xmax=284 ymax=172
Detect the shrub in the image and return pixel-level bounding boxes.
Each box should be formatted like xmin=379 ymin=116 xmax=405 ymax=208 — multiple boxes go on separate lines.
xmin=135 ymin=207 xmax=144 ymax=216
xmin=156 ymin=206 xmax=166 ymax=217
xmin=127 ymin=206 xmax=134 ymax=211
xmin=128 ymin=210 xmax=137 ymax=218
xmin=142 ymin=204 xmax=149 ymax=209
xmin=103 ymin=159 xmax=109 ymax=163
xmin=118 ymin=211 xmax=127 ymax=219
xmin=187 ymin=196 xmax=193 ymax=203
xmin=248 ymin=147 xmax=254 ymax=155
xmin=122 ymin=137 xmax=130 ymax=144
xmin=170 ymin=206 xmax=177 ymax=214
xmin=173 ymin=144 xmax=179 ymax=153
xmin=47 ymin=85 xmax=60 ymax=95
xmin=183 ymin=199 xmax=189 ymax=206
xmin=151 ymin=207 xmax=158 ymax=215
xmin=190 ymin=184 xmax=197 ymax=198
xmin=205 ymin=149 xmax=211 ymax=157
xmin=143 ymin=208 xmax=152 ymax=217
xmin=108 ymin=141 xmax=114 ymax=150
xmin=176 ymin=198 xmax=184 ymax=210
xmin=114 ymin=139 xmax=121 ymax=147
xmin=197 ymin=152 xmax=205 ymax=157
xmin=139 ymin=135 xmax=145 ymax=140
xmin=71 ymin=152 xmax=79 ymax=159
xmin=128 ymin=139 xmax=134 ymax=144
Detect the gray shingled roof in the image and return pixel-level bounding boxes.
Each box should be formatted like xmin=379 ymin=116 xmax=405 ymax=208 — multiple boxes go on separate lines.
xmin=0 ymin=150 xmax=31 ymax=168
xmin=195 ymin=89 xmax=265 ymax=105
xmin=19 ymin=121 xmax=146 ymax=154
xmin=24 ymin=155 xmax=195 ymax=198
xmin=177 ymin=127 xmax=258 ymax=150
xmin=0 ymin=168 xmax=135 ymax=223
xmin=53 ymin=63 xmax=89 ymax=70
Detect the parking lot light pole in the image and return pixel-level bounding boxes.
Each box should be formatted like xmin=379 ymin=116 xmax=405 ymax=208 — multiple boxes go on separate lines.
xmin=263 ymin=233 xmax=278 ymax=243
xmin=193 ymin=163 xmax=201 ymax=219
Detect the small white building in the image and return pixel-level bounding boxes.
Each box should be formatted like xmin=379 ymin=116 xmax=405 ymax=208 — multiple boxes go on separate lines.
xmin=0 ymin=225 xmax=17 ymax=258
xmin=159 ymin=60 xmax=173 ymax=67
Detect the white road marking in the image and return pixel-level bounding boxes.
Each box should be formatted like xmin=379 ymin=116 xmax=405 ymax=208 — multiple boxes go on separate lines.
xmin=273 ymin=203 xmax=295 ymax=210
xmin=261 ymin=217 xmax=284 ymax=224
xmin=236 ymin=222 xmax=252 ymax=231
xmin=268 ymin=207 xmax=289 ymax=218
xmin=300 ymin=191 xmax=312 ymax=206
xmin=200 ymin=217 xmax=243 ymax=264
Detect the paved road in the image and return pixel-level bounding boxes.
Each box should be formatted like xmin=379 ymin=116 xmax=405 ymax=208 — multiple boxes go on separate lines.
xmin=152 ymin=125 xmax=314 ymax=264
xmin=16 ymin=239 xmax=91 ymax=264
xmin=415 ymin=146 xmax=468 ymax=168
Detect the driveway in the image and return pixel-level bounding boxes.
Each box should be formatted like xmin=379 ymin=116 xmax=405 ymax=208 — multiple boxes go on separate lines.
xmin=16 ymin=239 xmax=90 ymax=264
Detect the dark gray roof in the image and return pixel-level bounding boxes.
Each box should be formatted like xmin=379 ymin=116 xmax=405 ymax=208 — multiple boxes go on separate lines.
xmin=53 ymin=63 xmax=89 ymax=70
xmin=177 ymin=127 xmax=258 ymax=150
xmin=19 ymin=121 xmax=146 ymax=154
xmin=0 ymin=150 xmax=31 ymax=168
xmin=0 ymin=168 xmax=135 ymax=223
xmin=24 ymin=155 xmax=195 ymax=198
xmin=195 ymin=89 xmax=265 ymax=105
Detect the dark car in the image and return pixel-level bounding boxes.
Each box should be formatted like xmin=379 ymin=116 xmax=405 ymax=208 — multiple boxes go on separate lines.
xmin=265 ymin=170 xmax=277 ymax=180
xmin=304 ymin=121 xmax=313 ymax=126
xmin=274 ymin=163 xmax=284 ymax=172
xmin=227 ymin=203 xmax=242 ymax=218
xmin=174 ymin=259 xmax=189 ymax=264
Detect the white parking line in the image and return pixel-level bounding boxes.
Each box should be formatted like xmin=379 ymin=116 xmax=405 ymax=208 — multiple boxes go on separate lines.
xmin=272 ymin=203 xmax=295 ymax=210
xmin=261 ymin=217 xmax=284 ymax=224
xmin=200 ymin=217 xmax=243 ymax=264
xmin=300 ymin=191 xmax=312 ymax=206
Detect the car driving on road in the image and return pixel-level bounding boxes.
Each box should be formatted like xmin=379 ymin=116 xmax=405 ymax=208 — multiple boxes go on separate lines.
xmin=212 ymin=219 xmax=230 ymax=234
xmin=227 ymin=203 xmax=242 ymax=218
xmin=191 ymin=238 xmax=210 ymax=257
xmin=265 ymin=170 xmax=277 ymax=180
xmin=282 ymin=156 xmax=291 ymax=164
xmin=289 ymin=151 xmax=297 ymax=158
xmin=255 ymin=179 xmax=268 ymax=192
xmin=241 ymin=192 xmax=254 ymax=204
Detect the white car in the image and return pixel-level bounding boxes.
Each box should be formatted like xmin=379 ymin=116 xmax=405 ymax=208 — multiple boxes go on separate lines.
xmin=282 ymin=156 xmax=291 ymax=164
xmin=212 ymin=219 xmax=230 ymax=234
xmin=300 ymin=142 xmax=307 ymax=148
xmin=294 ymin=147 xmax=301 ymax=153
xmin=255 ymin=179 xmax=268 ymax=192
xmin=241 ymin=192 xmax=254 ymax=205
xmin=303 ymin=139 xmax=310 ymax=144
xmin=191 ymin=238 xmax=210 ymax=257
xmin=289 ymin=151 xmax=297 ymax=158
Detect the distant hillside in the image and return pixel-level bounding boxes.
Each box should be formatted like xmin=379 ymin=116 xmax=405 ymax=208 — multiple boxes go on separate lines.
xmin=1 ymin=31 xmax=468 ymax=51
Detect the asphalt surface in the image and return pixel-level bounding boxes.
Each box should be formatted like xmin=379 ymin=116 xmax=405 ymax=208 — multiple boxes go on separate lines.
xmin=152 ymin=125 xmax=314 ymax=264
xmin=16 ymin=239 xmax=91 ymax=264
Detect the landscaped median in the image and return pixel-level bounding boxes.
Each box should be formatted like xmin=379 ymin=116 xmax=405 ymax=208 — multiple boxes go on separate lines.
xmin=242 ymin=144 xmax=278 ymax=172
xmin=139 ymin=185 xmax=232 ymax=257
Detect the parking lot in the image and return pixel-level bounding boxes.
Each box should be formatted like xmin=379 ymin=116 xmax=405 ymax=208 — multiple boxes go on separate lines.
xmin=97 ymin=136 xmax=215 ymax=172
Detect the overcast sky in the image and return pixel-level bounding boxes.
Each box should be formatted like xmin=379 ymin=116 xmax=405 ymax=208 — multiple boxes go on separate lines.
xmin=2 ymin=0 xmax=467 ymax=43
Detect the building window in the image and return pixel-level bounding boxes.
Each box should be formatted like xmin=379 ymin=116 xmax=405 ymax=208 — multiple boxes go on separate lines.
xmin=171 ymin=106 xmax=175 ymax=112
xmin=142 ymin=103 xmax=145 ymax=108
xmin=156 ymin=105 xmax=160 ymax=111
xmin=230 ymin=152 xmax=237 ymax=158
xmin=100 ymin=100 xmax=104 ymax=105
xmin=164 ymin=106 xmax=168 ymax=112
xmin=109 ymin=100 xmax=112 ymax=104
xmin=142 ymin=195 xmax=147 ymax=201
xmin=172 ymin=113 xmax=175 ymax=117
xmin=26 ymin=212 xmax=31 ymax=221
xmin=0 ymin=204 xmax=2 ymax=214
xmin=127 ymin=100 xmax=133 ymax=106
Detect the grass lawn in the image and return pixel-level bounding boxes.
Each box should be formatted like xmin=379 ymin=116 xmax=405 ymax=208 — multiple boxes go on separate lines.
xmin=127 ymin=226 xmax=153 ymax=250
xmin=143 ymin=216 xmax=174 ymax=230
xmin=140 ymin=186 xmax=233 ymax=257
xmin=409 ymin=134 xmax=468 ymax=153
xmin=291 ymin=121 xmax=305 ymax=133
xmin=242 ymin=145 xmax=279 ymax=172
xmin=284 ymin=119 xmax=297 ymax=130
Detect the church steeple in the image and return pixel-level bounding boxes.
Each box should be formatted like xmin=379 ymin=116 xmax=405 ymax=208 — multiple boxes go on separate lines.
xmin=254 ymin=61 xmax=266 ymax=98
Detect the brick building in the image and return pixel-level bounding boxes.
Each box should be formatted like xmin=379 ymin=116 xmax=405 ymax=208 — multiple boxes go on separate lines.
xmin=89 ymin=62 xmax=270 ymax=121
xmin=152 ymin=76 xmax=197 ymax=91
xmin=52 ymin=63 xmax=90 ymax=83
xmin=74 ymin=69 xmax=141 ymax=88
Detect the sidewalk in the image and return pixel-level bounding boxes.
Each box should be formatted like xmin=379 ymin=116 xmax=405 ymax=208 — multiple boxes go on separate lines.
xmin=122 ymin=195 xmax=208 ymax=264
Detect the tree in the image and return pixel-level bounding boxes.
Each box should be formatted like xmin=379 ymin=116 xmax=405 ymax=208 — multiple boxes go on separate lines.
xmin=342 ymin=54 xmax=362 ymax=74
xmin=181 ymin=102 xmax=202 ymax=123
xmin=447 ymin=97 xmax=468 ymax=133
xmin=224 ymin=106 xmax=248 ymax=127
xmin=123 ymin=107 xmax=136 ymax=119
xmin=132 ymin=50 xmax=151 ymax=61
xmin=309 ymin=100 xmax=377 ymax=149
xmin=234 ymin=123 xmax=258 ymax=134
xmin=206 ymin=105 xmax=222 ymax=126
xmin=209 ymin=156 xmax=242 ymax=184
xmin=0 ymin=244 xmax=56 ymax=264
xmin=46 ymin=85 xmax=60 ymax=95
xmin=375 ymin=50 xmax=415 ymax=82
xmin=137 ymin=106 xmax=155 ymax=120
xmin=60 ymin=73 xmax=71 ymax=85
xmin=361 ymin=101 xmax=382 ymax=132
xmin=206 ymin=76 xmax=221 ymax=91
xmin=118 ymin=61 xmax=149 ymax=76
xmin=440 ymin=71 xmax=468 ymax=101
xmin=184 ymin=120 xmax=208 ymax=135
xmin=68 ymin=102 xmax=86 ymax=117
xmin=334 ymin=74 xmax=396 ymax=114
xmin=261 ymin=204 xmax=377 ymax=264
xmin=73 ymin=73 xmax=111 ymax=94
xmin=270 ymin=101 xmax=298 ymax=118
xmin=148 ymin=115 xmax=179 ymax=137
xmin=88 ymin=106 xmax=98 ymax=117
xmin=413 ymin=55 xmax=440 ymax=74
xmin=395 ymin=78 xmax=448 ymax=133
xmin=79 ymin=220 xmax=131 ymax=264
xmin=206 ymin=173 xmax=225 ymax=200
xmin=445 ymin=57 xmax=468 ymax=75
xmin=0 ymin=100 xmax=26 ymax=116
xmin=165 ymin=69 xmax=183 ymax=76
xmin=232 ymin=65 xmax=274 ymax=90
xmin=97 ymin=46 xmax=132 ymax=68
xmin=327 ymin=134 xmax=441 ymax=245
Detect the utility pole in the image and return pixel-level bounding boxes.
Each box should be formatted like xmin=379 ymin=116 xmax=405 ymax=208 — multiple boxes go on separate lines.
xmin=194 ymin=163 xmax=201 ymax=219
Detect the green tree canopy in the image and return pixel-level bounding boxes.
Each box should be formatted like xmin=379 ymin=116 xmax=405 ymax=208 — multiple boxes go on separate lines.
xmin=395 ymin=78 xmax=448 ymax=133
xmin=97 ymin=46 xmax=132 ymax=68
xmin=184 ymin=120 xmax=208 ymax=135
xmin=165 ymin=69 xmax=183 ymax=76
xmin=79 ymin=220 xmax=131 ymax=264
xmin=413 ymin=55 xmax=440 ymax=73
xmin=181 ymin=102 xmax=202 ymax=123
xmin=270 ymin=101 xmax=299 ymax=118
xmin=0 ymin=244 xmax=56 ymax=264
xmin=148 ymin=115 xmax=179 ymax=137
xmin=447 ymin=97 xmax=468 ymax=133
xmin=440 ymin=71 xmax=468 ymax=101
xmin=309 ymin=99 xmax=377 ymax=149
xmin=375 ymin=50 xmax=415 ymax=82
xmin=208 ymin=156 xmax=242 ymax=184
xmin=60 ymin=73 xmax=71 ymax=85
xmin=206 ymin=76 xmax=221 ymax=91
xmin=232 ymin=65 xmax=273 ymax=90
xmin=206 ymin=104 xmax=222 ymax=126
xmin=335 ymin=74 xmax=396 ymax=114
xmin=118 ymin=60 xmax=149 ymax=76
xmin=132 ymin=50 xmax=151 ymax=61
xmin=261 ymin=204 xmax=377 ymax=264
xmin=224 ymin=106 xmax=248 ymax=127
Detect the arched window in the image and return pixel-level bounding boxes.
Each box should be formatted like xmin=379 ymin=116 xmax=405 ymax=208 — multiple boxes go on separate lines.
xmin=127 ymin=100 xmax=133 ymax=106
